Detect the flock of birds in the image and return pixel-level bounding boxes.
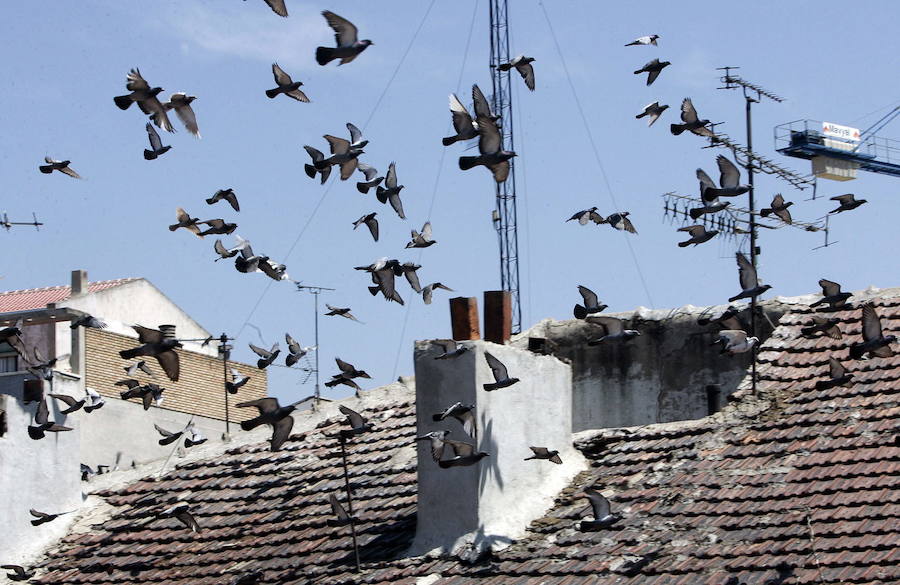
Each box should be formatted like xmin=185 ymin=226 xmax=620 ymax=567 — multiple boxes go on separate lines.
xmin=4 ymin=3 xmax=897 ymax=582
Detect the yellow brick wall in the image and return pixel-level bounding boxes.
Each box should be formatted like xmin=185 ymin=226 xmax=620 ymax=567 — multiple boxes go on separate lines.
xmin=85 ymin=329 xmax=266 ymax=422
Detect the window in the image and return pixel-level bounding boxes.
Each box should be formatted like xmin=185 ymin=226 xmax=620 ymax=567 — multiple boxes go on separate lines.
xmin=0 ymin=341 xmax=18 ymax=373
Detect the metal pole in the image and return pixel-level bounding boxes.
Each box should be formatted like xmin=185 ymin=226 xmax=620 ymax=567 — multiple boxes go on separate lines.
xmin=339 ymin=435 xmax=361 ymax=572
xmin=221 ymin=332 xmax=230 ymax=436
xmin=745 ymin=96 xmax=758 ymax=395
xmin=314 ymin=291 xmax=320 ymax=405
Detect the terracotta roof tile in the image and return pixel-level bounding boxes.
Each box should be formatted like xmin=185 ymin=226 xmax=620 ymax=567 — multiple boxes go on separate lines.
xmin=0 ymin=278 xmax=139 ymax=313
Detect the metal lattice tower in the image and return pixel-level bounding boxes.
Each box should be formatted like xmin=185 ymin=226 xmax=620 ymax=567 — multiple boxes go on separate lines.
xmin=488 ymin=0 xmax=522 ymax=333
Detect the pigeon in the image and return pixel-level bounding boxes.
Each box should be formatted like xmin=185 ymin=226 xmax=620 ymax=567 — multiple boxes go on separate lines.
xmin=416 ymin=430 xmax=452 ymax=461
xmin=303 ymin=146 xmax=333 ymax=184
xmin=338 ymin=405 xmax=373 ymax=439
xmin=442 ymin=93 xmax=479 ymax=146
xmin=28 ymin=399 xmax=72 ymax=440
xmin=162 ymin=502 xmax=201 ymax=533
xmin=24 ymin=346 xmax=69 ymax=382
xmin=635 ymin=101 xmax=669 ymax=127
xmin=605 ymin=212 xmax=637 ymax=233
xmin=376 ymin=162 xmax=406 ymax=219
xmin=154 ymin=423 xmax=184 ymax=446
xmin=712 ymin=330 xmax=759 ymax=356
xmin=249 ymin=343 xmax=280 ymax=369
xmin=119 ymin=382 xmax=165 ymax=410
xmin=579 ymin=488 xmax=619 ymax=531
xmin=483 ymin=351 xmax=520 ymax=391
xmin=422 ymin=283 xmax=454 ymax=305
xmin=849 ymin=303 xmax=896 ymax=359
xmin=355 ymin=163 xmax=383 ymax=194
xmin=829 ymin=193 xmax=867 ymax=214
xmin=0 ymin=319 xmax=27 ymax=359
xmin=1 ymin=565 xmax=35 ymax=581
xmin=759 ymin=194 xmax=793 ymax=224
xmin=438 ymin=439 xmax=489 ymax=468
xmin=432 ymin=339 xmax=469 ymax=360
xmin=344 ymin=122 xmax=369 ymax=150
xmin=83 ymin=387 xmax=106 ymax=413
xmin=29 ymin=508 xmax=72 ymax=527
xmin=259 ymin=258 xmax=292 ymax=282
xmin=327 ymin=494 xmax=353 ymax=527
xmin=815 ymin=357 xmax=854 ymax=390
xmin=226 ymin=368 xmax=250 ymax=394
xmin=325 ymin=304 xmax=361 ymax=322
xmin=525 ymin=446 xmax=562 ymax=464
xmin=567 ymin=207 xmax=605 ymax=225
xmin=183 ymin=422 xmax=207 ymax=447
xmin=70 ymin=314 xmax=107 ymax=329
xmin=265 ymin=63 xmax=309 ymax=102
xmin=689 ymin=193 xmax=731 ymax=219
xmin=800 ymin=316 xmax=842 ymax=339
xmin=353 ymin=212 xmax=379 ymax=242
xmin=587 ymin=315 xmax=641 ymax=344
xmin=498 ymin=55 xmax=535 ymax=91
xmin=431 ymin=401 xmax=476 ymax=437
xmin=459 ymin=84 xmax=516 ymax=182
xmin=400 ymin=262 xmax=423 ymax=293
xmin=323 ymin=132 xmax=364 ymax=180
xmin=574 ymin=285 xmax=608 ymax=319
xmin=197 ymin=219 xmax=238 ymax=237
xmin=169 ymin=207 xmax=203 ymax=237
xmin=728 ymin=252 xmax=772 ymax=302
xmin=811 ymin=279 xmax=852 ymax=310
xmin=163 ymin=92 xmax=200 ymax=137
xmin=234 ymin=240 xmax=265 ymax=274
xmin=315 ymin=11 xmax=373 ymax=66
xmin=625 ymin=34 xmax=659 ymax=46
xmin=114 ymin=68 xmax=173 ymax=132
xmin=697 ymin=306 xmax=746 ymax=331
xmin=206 ymin=188 xmax=240 ymax=212
xmin=38 ymin=156 xmax=81 ymax=179
xmin=714 ymin=156 xmax=750 ymax=198
xmin=214 ymin=238 xmax=242 ymax=261
xmin=49 ymin=393 xmax=85 ymax=415
xmin=407 ymin=222 xmax=436 ymax=249
xmin=677 ymin=224 xmax=718 ymax=247
xmin=368 ymin=265 xmax=404 ymax=305
xmin=633 ymin=58 xmax=670 ymax=85
xmin=670 ymin=98 xmax=714 ymax=137
xmin=259 ymin=0 xmax=287 ymax=17
xmin=324 ymin=375 xmax=362 ymax=394
xmin=285 ymin=333 xmax=313 ymax=367
xmin=237 ymin=397 xmax=298 ymax=451
xmin=119 ymin=325 xmax=182 ymax=382
xmin=334 ymin=357 xmax=370 ymax=380
xmin=124 ymin=360 xmax=154 ymax=377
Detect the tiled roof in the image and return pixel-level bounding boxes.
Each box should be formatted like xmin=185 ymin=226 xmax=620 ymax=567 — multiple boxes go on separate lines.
xmin=32 ymin=293 xmax=900 ymax=585
xmin=0 ymin=278 xmax=139 ymax=313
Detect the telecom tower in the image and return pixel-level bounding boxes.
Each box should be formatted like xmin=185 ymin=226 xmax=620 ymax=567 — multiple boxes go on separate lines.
xmin=488 ymin=0 xmax=522 ymax=334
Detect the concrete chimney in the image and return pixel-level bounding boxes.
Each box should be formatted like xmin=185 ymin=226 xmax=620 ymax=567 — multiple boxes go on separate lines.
xmin=70 ymin=270 xmax=88 ymax=296
xmin=410 ymin=339 xmax=584 ymax=556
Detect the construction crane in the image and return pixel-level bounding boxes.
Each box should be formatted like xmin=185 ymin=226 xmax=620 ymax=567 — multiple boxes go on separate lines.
xmin=775 ymin=106 xmax=900 ymax=180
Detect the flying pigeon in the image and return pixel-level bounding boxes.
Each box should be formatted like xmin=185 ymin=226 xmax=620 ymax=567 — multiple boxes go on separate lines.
xmin=376 ymin=162 xmax=406 ymax=219
xmin=234 ymin=240 xmax=265 ymax=274
xmin=400 ymin=262 xmax=423 ymax=293
xmin=28 ymin=399 xmax=72 ymax=440
xmin=635 ymin=101 xmax=669 ymax=127
xmin=815 ymin=357 xmax=854 ymax=390
xmin=728 ymin=252 xmax=772 ymax=302
xmin=438 ymin=439 xmax=489 ymax=468
xmin=169 ymin=207 xmax=203 ymax=237
xmin=29 ymin=508 xmax=72 ymax=527
xmin=587 ymin=315 xmax=641 ymax=344
xmin=525 ymin=446 xmax=562 ymax=464
xmin=483 ymin=351 xmax=520 ymax=391
xmin=811 ymin=279 xmax=852 ymax=310
xmin=303 ymin=146 xmax=332 ymax=184
xmin=70 ymin=314 xmax=107 ymax=330
xmin=677 ymin=224 xmax=718 ymax=247
xmin=670 ymin=98 xmax=714 ymax=137
xmin=226 ymin=368 xmax=250 ymax=394
xmin=712 ymin=330 xmax=758 ymax=356
xmin=1 ymin=565 xmax=34 ymax=582
xmin=759 ymin=194 xmax=793 ymax=224
xmin=605 ymin=212 xmax=637 ymax=233
xmin=368 ymin=264 xmax=404 ymax=305
xmin=119 ymin=382 xmax=165 ymax=410
xmin=422 ymin=282 xmax=453 ymax=305
xmin=113 ymin=68 xmax=173 ymax=132
xmin=574 ymin=285 xmax=607 ymax=319
xmin=237 ymin=397 xmax=297 ymax=451
xmin=579 ymin=488 xmax=618 ymax=531
xmin=327 ymin=494 xmax=353 ymax=527
xmin=689 ymin=189 xmax=731 ymax=219
xmin=323 ymin=131 xmax=364 ymax=180
xmin=417 ymin=430 xmax=452 ymax=461
xmin=633 ymin=58 xmax=670 ymax=85
xmin=316 ymin=11 xmax=373 ymax=66
xmin=499 ymin=55 xmax=535 ymax=91
xmin=119 ymin=325 xmax=181 ymax=381
xmin=213 ymin=238 xmax=242 ymax=261
xmin=324 ymin=375 xmax=362 ymax=395
xmin=459 ymin=85 xmax=516 ymax=182
xmin=800 ymin=316 xmax=842 ymax=339
xmin=325 ymin=304 xmax=361 ymax=322
xmin=431 ymin=401 xmax=476 ymax=437
xmin=249 ymin=343 xmax=280 ymax=369
xmin=567 ymin=207 xmax=605 ymax=225
xmin=285 ymin=333 xmax=314 ymax=367
xmin=432 ymin=339 xmax=469 ymax=360
xmin=697 ymin=306 xmax=747 ymax=331
xmin=333 ymin=357 xmax=370 ymax=380
xmin=197 ymin=219 xmax=238 ymax=237
xmin=829 ymin=193 xmax=867 ymax=214
xmin=162 ymin=502 xmax=201 ymax=533
xmin=259 ymin=258 xmax=292 ymax=283
xmin=625 ymin=34 xmax=659 ymax=46
xmin=124 ymin=359 xmax=153 ymax=377
xmin=183 ymin=422 xmax=207 ymax=447
xmin=698 ymin=158 xmax=749 ymax=202
xmin=338 ymin=405 xmax=373 ymax=439
xmin=83 ymin=387 xmax=106 ymax=413
xmin=406 ymin=221 xmax=436 ymax=249
xmin=849 ymin=303 xmax=896 ymax=359
xmin=355 ymin=163 xmax=383 ymax=194
xmin=38 ymin=156 xmax=81 ymax=179
xmin=265 ymin=63 xmax=309 ymax=102
xmin=442 ymin=93 xmax=478 ymax=146
xmin=154 ymin=423 xmax=184 ymax=446
xmin=0 ymin=319 xmax=27 ymax=360
xmin=206 ymin=188 xmax=240 ymax=212
xmin=352 ymin=212 xmax=379 ymax=242
xmin=49 ymin=393 xmax=85 ymax=415
xmin=258 ymin=0 xmax=287 ymax=17
xmin=163 ymin=92 xmax=200 ymax=137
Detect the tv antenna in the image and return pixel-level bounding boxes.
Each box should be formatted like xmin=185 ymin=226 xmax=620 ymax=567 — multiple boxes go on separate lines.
xmin=295 ymin=283 xmax=335 ymax=409
xmin=2 ymin=212 xmax=44 ymax=231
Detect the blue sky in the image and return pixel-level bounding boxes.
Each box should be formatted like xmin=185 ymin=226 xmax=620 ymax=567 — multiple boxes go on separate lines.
xmin=4 ymin=1 xmax=899 ymax=402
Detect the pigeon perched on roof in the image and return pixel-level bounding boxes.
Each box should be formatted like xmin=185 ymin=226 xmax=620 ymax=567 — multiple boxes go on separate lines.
xmin=728 ymin=252 xmax=772 ymax=303
xmin=525 ymin=446 xmax=562 ymax=464
xmin=422 ymin=283 xmax=453 ymax=305
xmin=459 ymin=84 xmax=516 ymax=183
xmin=285 ymin=333 xmax=313 ymax=367
xmin=303 ymin=146 xmax=332 ymax=184
xmin=829 ymin=193 xmax=867 ymax=214
xmin=169 ymin=207 xmax=203 ymax=237
xmin=442 ymin=93 xmax=479 ymax=146
xmin=376 ymin=162 xmax=406 ymax=219
xmin=567 ymin=207 xmax=605 ymax=225
xmin=417 ymin=430 xmax=452 ymax=462
xmin=407 ymin=221 xmax=436 ymax=248
xmin=815 ymin=357 xmax=854 ymax=390
xmin=635 ymin=101 xmax=669 ymax=127
xmin=338 ymin=405 xmax=373 ymax=439
xmin=38 ymin=157 xmax=81 ymax=179
xmin=849 ymin=303 xmax=896 ymax=359
xmin=70 ymin=314 xmax=107 ymax=330
xmin=399 ymin=262 xmax=423 ymax=293
xmin=605 ymin=212 xmax=637 ymax=233
xmin=579 ymin=488 xmax=619 ymax=531
xmin=574 ymin=285 xmax=607 ymax=319
xmin=226 ymin=368 xmax=250 ymax=394
xmin=431 ymin=401 xmax=476 ymax=437
xmin=712 ymin=330 xmax=758 ymax=356
xmin=237 ymin=397 xmax=297 ymax=451
xmin=633 ymin=58 xmax=670 ymax=85
xmin=483 ymin=351 xmax=519 ymax=391
xmin=677 ymin=224 xmax=718 ymax=247
xmin=759 ymin=194 xmax=793 ymax=224
xmin=49 ymin=393 xmax=85 ymax=415
xmin=811 ymin=279 xmax=852 ymax=310
xmin=119 ymin=325 xmax=181 ymax=381
xmin=162 ymin=502 xmax=201 ymax=533
xmin=625 ymin=34 xmax=659 ymax=46
xmin=28 ymin=399 xmax=72 ymax=440
xmin=499 ymin=55 xmax=535 ymax=91
xmin=355 ymin=163 xmax=383 ymax=194
xmin=438 ymin=439 xmax=489 ymax=468
xmin=266 ymin=63 xmax=309 ymax=102
xmin=163 ymin=92 xmax=200 ymax=137
xmin=206 ymin=188 xmax=240 ymax=212
xmin=587 ymin=315 xmax=641 ymax=344
xmin=114 ymin=68 xmax=173 ymax=132
xmin=315 ymin=11 xmax=373 ymax=66
xmin=800 ymin=316 xmax=842 ymax=339
xmin=432 ymin=339 xmax=469 ymax=360
xmin=325 ymin=304 xmax=361 ymax=322
xmin=1 ymin=565 xmax=35 ymax=582
xmin=249 ymin=343 xmax=280 ymax=369
xmin=670 ymin=98 xmax=714 ymax=137
xmin=327 ymin=494 xmax=353 ymax=527
xmin=143 ymin=122 xmax=172 ymax=161
xmin=83 ymin=387 xmax=106 ymax=413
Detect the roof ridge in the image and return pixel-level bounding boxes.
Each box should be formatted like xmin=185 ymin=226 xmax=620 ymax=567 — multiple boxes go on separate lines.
xmin=0 ymin=277 xmax=139 ymax=297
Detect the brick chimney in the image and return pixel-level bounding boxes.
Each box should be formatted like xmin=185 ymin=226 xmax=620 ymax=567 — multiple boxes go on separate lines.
xmin=70 ymin=270 xmax=88 ymax=296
